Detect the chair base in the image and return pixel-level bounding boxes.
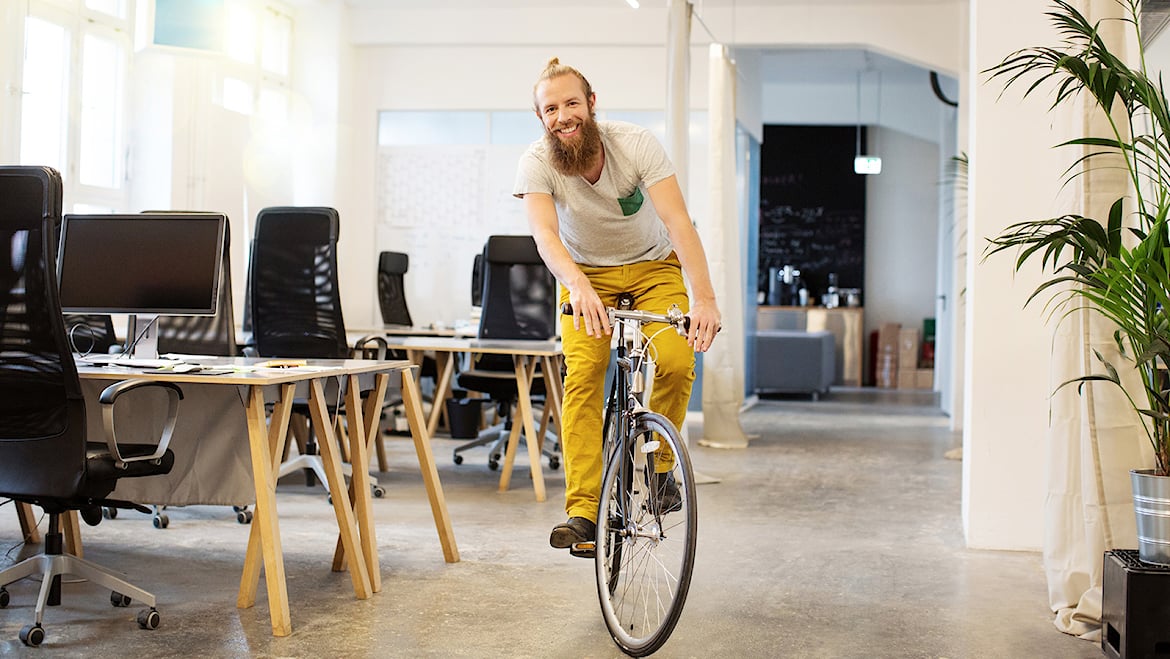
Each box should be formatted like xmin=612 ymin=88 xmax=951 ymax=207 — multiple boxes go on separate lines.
xmin=452 ymin=417 xmax=560 ymax=470
xmin=0 ymin=532 xmax=155 ymax=630
xmin=277 ymin=454 xmax=385 ymax=498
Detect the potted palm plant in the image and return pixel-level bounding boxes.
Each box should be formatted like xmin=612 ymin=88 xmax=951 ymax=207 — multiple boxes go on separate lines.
xmin=984 ymin=0 xmax=1170 ymax=565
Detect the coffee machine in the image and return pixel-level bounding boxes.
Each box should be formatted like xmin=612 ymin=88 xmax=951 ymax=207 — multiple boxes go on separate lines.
xmin=767 ymin=265 xmax=803 ymax=306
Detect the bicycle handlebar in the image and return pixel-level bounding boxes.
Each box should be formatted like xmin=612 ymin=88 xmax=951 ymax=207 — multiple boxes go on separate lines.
xmin=560 ymin=302 xmax=693 ymax=333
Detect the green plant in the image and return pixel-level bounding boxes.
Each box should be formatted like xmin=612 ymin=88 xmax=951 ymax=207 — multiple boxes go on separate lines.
xmin=983 ymin=0 xmax=1170 ymax=476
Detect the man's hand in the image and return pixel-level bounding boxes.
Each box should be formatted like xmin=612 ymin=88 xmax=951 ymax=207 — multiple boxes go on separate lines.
xmin=568 ymin=279 xmax=610 ymax=339
xmin=686 ymin=298 xmax=721 ymax=353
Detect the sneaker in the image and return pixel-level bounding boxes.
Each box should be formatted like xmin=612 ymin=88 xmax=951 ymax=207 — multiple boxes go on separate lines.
xmin=550 ymin=517 xmax=596 ymax=558
xmin=648 ymin=471 xmax=683 ymax=514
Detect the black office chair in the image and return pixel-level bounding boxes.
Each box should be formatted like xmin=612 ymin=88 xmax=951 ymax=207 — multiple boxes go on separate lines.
xmin=452 ymin=235 xmax=560 ymax=470
xmin=248 ymin=207 xmax=384 ymax=496
xmin=0 ymin=166 xmax=181 ymax=646
xmin=377 ymin=251 xmax=413 ymax=327
xmin=470 ymin=251 xmax=485 ymax=309
xmin=375 ymin=251 xmax=437 ymax=433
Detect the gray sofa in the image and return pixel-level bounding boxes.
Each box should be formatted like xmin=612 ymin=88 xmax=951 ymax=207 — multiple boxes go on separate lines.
xmin=753 ymin=329 xmax=835 ymax=399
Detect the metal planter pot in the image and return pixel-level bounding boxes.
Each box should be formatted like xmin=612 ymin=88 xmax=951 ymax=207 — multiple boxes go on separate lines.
xmin=1131 ymin=469 xmax=1170 ymax=566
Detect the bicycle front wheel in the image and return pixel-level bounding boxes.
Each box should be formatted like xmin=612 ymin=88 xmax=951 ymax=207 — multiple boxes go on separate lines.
xmin=595 ymin=411 xmax=697 ymax=657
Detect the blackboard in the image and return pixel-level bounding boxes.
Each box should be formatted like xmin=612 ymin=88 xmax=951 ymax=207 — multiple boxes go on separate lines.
xmin=758 ymin=125 xmax=866 ymax=300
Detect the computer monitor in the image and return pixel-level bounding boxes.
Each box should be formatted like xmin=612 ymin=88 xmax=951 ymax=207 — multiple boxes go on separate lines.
xmin=57 ymin=212 xmax=227 ymax=360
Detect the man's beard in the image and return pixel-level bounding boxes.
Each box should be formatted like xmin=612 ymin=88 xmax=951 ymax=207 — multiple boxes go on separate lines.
xmin=545 ymin=114 xmax=602 ymax=177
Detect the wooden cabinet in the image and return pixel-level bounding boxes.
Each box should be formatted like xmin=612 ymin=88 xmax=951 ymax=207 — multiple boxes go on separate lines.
xmin=757 ymin=306 xmax=864 ymax=387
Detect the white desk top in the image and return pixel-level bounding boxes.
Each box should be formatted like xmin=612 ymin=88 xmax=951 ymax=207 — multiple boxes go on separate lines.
xmin=75 ymin=356 xmax=413 ymax=385
xmin=381 ymin=336 xmax=561 ymax=356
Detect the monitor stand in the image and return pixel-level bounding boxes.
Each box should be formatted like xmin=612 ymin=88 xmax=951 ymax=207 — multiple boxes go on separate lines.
xmin=126 ymin=314 xmax=160 ymax=360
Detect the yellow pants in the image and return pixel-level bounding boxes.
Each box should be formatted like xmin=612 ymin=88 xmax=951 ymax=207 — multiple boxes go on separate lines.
xmin=558 ymin=253 xmax=695 ymax=523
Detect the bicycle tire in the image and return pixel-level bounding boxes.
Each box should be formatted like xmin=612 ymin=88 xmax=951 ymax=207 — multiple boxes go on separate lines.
xmin=595 ymin=411 xmax=696 ymax=657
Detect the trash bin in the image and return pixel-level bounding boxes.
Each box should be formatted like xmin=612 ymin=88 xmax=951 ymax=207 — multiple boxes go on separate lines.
xmin=446 ymin=398 xmax=484 ymax=439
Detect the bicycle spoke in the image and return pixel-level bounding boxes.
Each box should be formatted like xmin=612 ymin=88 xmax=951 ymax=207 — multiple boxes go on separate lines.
xmin=596 ymin=412 xmax=696 ymax=656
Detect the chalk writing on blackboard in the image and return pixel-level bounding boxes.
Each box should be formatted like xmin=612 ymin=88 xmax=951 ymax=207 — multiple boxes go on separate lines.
xmin=758 ymin=125 xmax=865 ymax=297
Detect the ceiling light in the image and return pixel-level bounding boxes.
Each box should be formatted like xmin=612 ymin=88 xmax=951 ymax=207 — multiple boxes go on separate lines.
xmin=626 ymin=0 xmax=640 ymax=8
xmin=854 ymin=68 xmax=882 ymax=175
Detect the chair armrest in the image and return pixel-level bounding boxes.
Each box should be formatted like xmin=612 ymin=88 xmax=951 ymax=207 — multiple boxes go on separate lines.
xmin=99 ymin=379 xmax=184 ymax=470
xmin=353 ymin=334 xmax=388 ymax=360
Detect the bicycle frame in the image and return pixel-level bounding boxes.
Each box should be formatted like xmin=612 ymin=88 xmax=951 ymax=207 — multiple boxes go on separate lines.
xmin=602 ymin=303 xmax=685 ymax=467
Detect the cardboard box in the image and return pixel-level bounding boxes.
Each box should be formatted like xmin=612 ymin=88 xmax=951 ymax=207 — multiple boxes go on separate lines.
xmin=897 ymin=368 xmax=935 ymax=390
xmin=876 ymin=323 xmax=901 ymax=389
xmin=898 ymin=328 xmax=920 ymax=370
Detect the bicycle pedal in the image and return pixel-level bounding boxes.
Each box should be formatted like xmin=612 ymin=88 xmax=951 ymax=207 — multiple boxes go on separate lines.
xmin=569 ymin=541 xmax=596 ymax=559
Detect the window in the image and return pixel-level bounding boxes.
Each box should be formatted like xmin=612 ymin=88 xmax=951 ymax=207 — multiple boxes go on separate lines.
xmin=260 ymin=9 xmax=290 ymax=76
xmin=19 ymin=17 xmax=70 ymax=172
xmin=225 ymin=1 xmax=257 ymax=64
xmin=85 ymin=0 xmax=127 ymax=19
xmin=217 ymin=2 xmax=292 ymax=117
xmin=222 ymin=77 xmax=255 ymax=115
xmin=19 ymin=1 xmax=131 ymax=210
xmin=79 ymin=32 xmax=125 ymax=188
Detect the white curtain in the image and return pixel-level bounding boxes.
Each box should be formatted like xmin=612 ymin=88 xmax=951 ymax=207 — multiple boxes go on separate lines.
xmin=1044 ymin=0 xmax=1154 ymax=639
xmin=698 ymin=43 xmax=748 ymax=449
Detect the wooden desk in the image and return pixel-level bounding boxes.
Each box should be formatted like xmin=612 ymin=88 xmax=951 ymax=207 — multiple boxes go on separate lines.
xmin=382 ymin=337 xmax=563 ymax=503
xmin=77 ymin=357 xmax=458 ymax=636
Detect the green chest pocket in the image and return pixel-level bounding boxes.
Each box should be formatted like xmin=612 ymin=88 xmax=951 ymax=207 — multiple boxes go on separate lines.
xmin=617 ymin=187 xmax=644 ymax=217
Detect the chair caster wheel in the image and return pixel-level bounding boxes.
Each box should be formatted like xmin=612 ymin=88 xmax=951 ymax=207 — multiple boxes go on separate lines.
xmin=232 ymin=505 xmax=249 ymax=513
xmin=102 ymin=506 xmax=118 ymax=520
xmin=487 ymin=459 xmax=499 ymax=471
xmin=80 ymin=506 xmax=103 ymax=526
xmin=372 ymin=486 xmax=386 ymax=498
xmin=111 ymin=591 xmax=131 ymax=607
xmin=0 ymin=587 xmax=9 ymax=608
xmin=237 ymin=510 xmax=253 ymax=524
xmin=453 ymin=453 xmax=463 ymax=465
xmin=20 ymin=624 xmax=44 ymax=647
xmin=137 ymin=607 xmax=160 ymax=630
xmin=152 ymin=514 xmax=169 ymax=529
xmin=548 ymin=458 xmax=560 ymax=470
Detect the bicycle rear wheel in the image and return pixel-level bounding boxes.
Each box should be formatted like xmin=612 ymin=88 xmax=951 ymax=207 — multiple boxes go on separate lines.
xmin=595 ymin=411 xmax=696 ymax=657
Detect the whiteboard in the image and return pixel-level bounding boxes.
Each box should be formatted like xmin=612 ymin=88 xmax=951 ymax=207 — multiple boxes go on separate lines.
xmin=375 ymin=144 xmax=532 ymax=327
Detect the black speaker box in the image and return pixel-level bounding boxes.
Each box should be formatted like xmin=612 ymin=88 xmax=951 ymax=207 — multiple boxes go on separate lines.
xmin=1102 ymin=549 xmax=1170 ymax=659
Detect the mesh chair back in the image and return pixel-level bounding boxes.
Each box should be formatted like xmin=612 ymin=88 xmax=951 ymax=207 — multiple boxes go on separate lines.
xmin=157 ymin=214 xmax=237 ymax=356
xmin=248 ymin=206 xmax=348 ymax=359
xmin=470 ymin=252 xmax=484 ymax=308
xmin=377 ymin=251 xmax=412 ymax=327
xmin=470 ymin=235 xmax=555 ymax=374
xmin=0 ymin=166 xmax=87 ymax=499
xmin=477 ymin=235 xmax=555 ymax=341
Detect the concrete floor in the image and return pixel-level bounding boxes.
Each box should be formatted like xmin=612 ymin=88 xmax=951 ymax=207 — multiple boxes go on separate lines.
xmin=0 ymin=389 xmax=1103 ymax=658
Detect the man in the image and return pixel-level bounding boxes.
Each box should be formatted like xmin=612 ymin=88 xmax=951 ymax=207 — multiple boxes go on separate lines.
xmin=514 ymin=58 xmax=721 ymax=556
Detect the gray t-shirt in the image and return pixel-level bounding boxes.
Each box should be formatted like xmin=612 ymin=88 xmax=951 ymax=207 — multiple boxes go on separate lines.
xmin=513 ymin=120 xmax=676 ymax=267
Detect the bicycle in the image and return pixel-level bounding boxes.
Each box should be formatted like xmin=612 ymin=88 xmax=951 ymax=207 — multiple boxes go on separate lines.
xmin=562 ymin=293 xmax=698 ymax=657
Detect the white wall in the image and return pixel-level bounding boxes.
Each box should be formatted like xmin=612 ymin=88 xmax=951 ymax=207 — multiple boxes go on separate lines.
xmin=761 ymin=66 xmax=954 ymax=146
xmin=863 ymin=127 xmax=940 ymax=350
xmin=964 ymin=0 xmax=1058 ymax=550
